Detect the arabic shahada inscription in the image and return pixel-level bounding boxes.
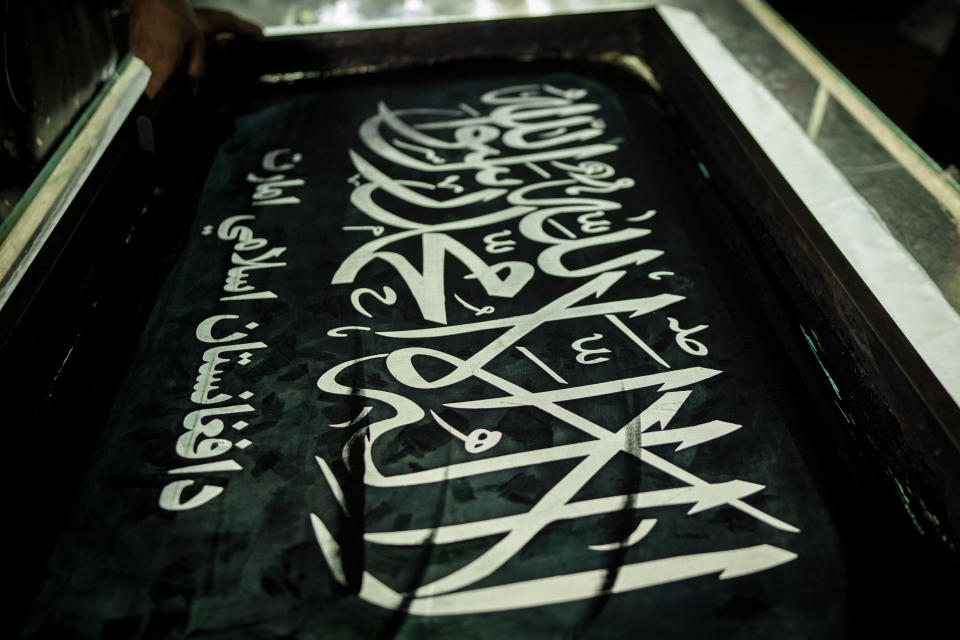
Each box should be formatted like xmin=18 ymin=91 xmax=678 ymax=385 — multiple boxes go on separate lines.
xmin=306 ymin=79 xmax=800 ymax=613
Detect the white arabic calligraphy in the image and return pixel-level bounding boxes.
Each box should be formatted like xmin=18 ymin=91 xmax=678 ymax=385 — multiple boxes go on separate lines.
xmin=312 ymin=81 xmax=798 ymax=613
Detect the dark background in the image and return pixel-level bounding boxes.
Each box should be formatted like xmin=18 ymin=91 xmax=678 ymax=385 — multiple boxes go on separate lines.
xmin=768 ymin=0 xmax=959 ymax=171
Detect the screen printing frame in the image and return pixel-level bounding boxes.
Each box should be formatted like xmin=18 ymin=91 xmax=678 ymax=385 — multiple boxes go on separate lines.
xmin=2 ymin=3 xmax=959 ymax=580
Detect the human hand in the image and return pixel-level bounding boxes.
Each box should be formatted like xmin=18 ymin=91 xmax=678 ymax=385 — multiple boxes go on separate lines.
xmin=128 ymin=0 xmax=262 ymax=99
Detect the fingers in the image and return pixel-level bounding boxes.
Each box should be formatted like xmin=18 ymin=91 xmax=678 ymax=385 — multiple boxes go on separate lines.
xmin=195 ymin=9 xmax=263 ymax=37
xmin=187 ymin=33 xmax=206 ymax=93
xmin=128 ymin=0 xmax=211 ymax=100
xmin=144 ymin=55 xmax=179 ymax=99
xmin=131 ymin=4 xmax=259 ymax=100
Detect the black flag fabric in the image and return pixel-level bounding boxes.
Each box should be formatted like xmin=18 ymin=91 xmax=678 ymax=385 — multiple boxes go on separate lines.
xmin=24 ymin=64 xmax=849 ymax=639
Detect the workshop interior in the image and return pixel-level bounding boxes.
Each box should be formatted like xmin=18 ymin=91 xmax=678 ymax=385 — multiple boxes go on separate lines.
xmin=2 ymin=1 xmax=959 ymax=637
